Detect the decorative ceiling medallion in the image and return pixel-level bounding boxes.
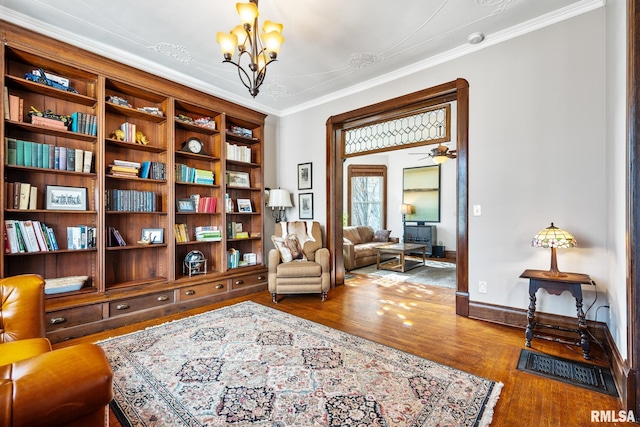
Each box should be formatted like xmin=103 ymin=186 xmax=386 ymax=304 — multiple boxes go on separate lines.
xmin=348 ymin=53 xmax=383 ymax=70
xmin=149 ymin=43 xmax=193 ymax=65
xmin=476 ymin=0 xmax=516 ymax=6
xmin=260 ymin=76 xmax=290 ymax=100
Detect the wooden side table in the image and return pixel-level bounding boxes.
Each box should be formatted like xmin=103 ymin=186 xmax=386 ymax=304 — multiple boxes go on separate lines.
xmin=520 ymin=269 xmax=593 ymax=359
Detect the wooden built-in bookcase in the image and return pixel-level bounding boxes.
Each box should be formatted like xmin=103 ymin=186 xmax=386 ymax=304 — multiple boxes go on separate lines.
xmin=0 ymin=21 xmax=267 ymax=342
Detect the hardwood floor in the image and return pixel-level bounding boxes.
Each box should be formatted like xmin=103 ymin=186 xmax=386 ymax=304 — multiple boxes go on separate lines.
xmin=55 ymin=274 xmax=625 ymax=426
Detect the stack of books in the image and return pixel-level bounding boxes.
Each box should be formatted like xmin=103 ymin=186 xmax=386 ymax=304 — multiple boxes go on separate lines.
xmin=195 ymin=226 xmax=222 ymax=242
xmin=175 ymin=164 xmax=215 ymax=185
xmin=31 ymin=115 xmax=67 ymax=130
xmin=107 ymin=159 xmax=140 ymax=177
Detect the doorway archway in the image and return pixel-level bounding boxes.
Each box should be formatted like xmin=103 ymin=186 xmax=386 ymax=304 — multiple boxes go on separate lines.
xmin=326 ymin=79 xmax=470 ymax=316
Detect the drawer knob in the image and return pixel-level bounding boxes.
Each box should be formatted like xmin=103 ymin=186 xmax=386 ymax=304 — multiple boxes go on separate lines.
xmin=157 ymin=295 xmax=169 ymax=302
xmin=116 ymin=303 xmax=130 ymax=310
xmin=235 ymin=280 xmax=244 ymax=285
xmin=215 ymin=284 xmax=224 ymax=289
xmin=49 ymin=317 xmax=66 ymax=324
xmin=185 ymin=290 xmax=196 ymax=296
xmin=258 ymin=276 xmax=265 ymax=280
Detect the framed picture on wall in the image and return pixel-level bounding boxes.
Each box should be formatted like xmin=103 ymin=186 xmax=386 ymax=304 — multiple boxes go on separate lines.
xmin=298 ymin=162 xmax=312 ymax=190
xmin=299 ymin=193 xmax=313 ymax=219
xmin=403 ymin=165 xmax=440 ymax=222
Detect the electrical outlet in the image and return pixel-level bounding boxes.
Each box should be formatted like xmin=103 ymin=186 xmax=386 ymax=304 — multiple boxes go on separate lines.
xmin=478 ymin=281 xmax=487 ymax=293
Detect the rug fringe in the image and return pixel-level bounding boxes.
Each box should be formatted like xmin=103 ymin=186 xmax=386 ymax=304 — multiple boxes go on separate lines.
xmin=478 ymin=381 xmax=504 ymax=427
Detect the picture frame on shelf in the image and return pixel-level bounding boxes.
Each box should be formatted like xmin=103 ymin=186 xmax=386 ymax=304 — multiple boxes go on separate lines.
xmin=176 ymin=198 xmax=195 ymax=212
xmin=298 ymin=162 xmax=312 ymax=190
xmin=227 ymin=171 xmax=250 ymax=188
xmin=299 ymin=193 xmax=314 ymax=219
xmin=141 ymin=228 xmax=164 ymax=244
xmin=45 ymin=185 xmax=87 ymax=211
xmin=237 ymin=198 xmax=252 ymax=212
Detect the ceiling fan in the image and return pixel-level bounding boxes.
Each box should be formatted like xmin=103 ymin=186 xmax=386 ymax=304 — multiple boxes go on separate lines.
xmin=410 ymin=144 xmax=457 ymax=164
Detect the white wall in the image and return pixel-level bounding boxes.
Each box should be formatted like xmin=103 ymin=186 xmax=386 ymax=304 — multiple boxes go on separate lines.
xmin=274 ymin=8 xmax=622 ymax=336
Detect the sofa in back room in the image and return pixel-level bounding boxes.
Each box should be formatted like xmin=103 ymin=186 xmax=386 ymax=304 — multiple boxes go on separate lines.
xmin=343 ymin=225 xmax=399 ymax=271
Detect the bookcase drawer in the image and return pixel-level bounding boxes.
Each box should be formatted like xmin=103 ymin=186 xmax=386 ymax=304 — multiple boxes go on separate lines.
xmin=230 ymin=272 xmax=267 ymax=290
xmin=46 ymin=304 xmax=103 ymax=332
xmin=179 ymin=281 xmax=227 ymax=301
xmin=109 ymin=291 xmax=174 ymax=316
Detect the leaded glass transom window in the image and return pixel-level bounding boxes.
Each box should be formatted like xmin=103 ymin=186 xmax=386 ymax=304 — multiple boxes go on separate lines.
xmin=343 ymin=104 xmax=450 ymax=157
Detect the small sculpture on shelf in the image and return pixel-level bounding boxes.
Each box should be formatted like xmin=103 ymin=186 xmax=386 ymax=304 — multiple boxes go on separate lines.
xmin=110 ymin=129 xmax=125 ymax=141
xmin=135 ymin=131 xmax=149 ymax=145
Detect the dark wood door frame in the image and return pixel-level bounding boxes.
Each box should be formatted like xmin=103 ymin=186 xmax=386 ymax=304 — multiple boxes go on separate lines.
xmin=326 ymin=78 xmax=470 ymax=316
xmin=629 ymin=0 xmax=639 ymax=413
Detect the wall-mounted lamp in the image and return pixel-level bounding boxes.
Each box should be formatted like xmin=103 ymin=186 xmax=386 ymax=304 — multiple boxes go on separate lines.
xmin=267 ymin=188 xmax=292 ymax=222
xmin=400 ymin=203 xmax=414 ymax=222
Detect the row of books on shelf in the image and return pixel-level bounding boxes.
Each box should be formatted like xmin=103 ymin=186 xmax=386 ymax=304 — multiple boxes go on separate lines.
xmin=189 ymin=194 xmax=217 ymax=213
xmin=5 ymin=138 xmax=93 ymax=173
xmin=106 ymin=226 xmax=127 ymax=247
xmin=4 ymin=219 xmax=57 ymax=253
xmin=107 ymin=159 xmax=166 ymax=180
xmin=69 ymin=112 xmax=98 ymax=136
xmin=226 ymin=142 xmax=252 ymax=163
xmin=227 ymin=248 xmax=257 ymax=268
xmin=67 ymin=225 xmax=97 ymax=250
xmin=4 ymin=220 xmax=96 ymax=254
xmin=6 ymin=182 xmax=37 ymax=210
xmin=105 ymin=189 xmax=158 ymax=212
xmin=175 ymin=163 xmax=215 ymax=185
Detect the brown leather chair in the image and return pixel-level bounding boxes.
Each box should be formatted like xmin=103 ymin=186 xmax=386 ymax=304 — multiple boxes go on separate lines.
xmin=0 ymin=274 xmax=113 ymax=427
xmin=268 ymin=221 xmax=330 ymax=303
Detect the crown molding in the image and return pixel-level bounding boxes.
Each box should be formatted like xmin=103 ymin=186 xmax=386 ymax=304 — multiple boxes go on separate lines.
xmin=279 ymin=0 xmax=606 ymax=117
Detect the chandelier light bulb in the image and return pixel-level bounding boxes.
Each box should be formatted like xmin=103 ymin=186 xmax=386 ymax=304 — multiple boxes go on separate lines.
xmin=236 ymin=2 xmax=259 ymax=26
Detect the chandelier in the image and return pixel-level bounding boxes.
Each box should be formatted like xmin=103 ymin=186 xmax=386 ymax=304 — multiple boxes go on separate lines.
xmin=216 ymin=0 xmax=284 ymax=98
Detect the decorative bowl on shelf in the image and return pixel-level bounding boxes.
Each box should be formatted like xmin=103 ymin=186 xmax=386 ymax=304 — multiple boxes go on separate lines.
xmin=44 ymin=275 xmax=88 ymax=295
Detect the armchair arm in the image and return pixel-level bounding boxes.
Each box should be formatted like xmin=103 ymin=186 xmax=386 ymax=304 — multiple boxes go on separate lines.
xmin=315 ymin=247 xmax=330 ymax=273
xmin=0 ymin=274 xmax=45 ymax=343
xmin=389 ymin=236 xmax=400 ymax=243
xmin=4 ymin=344 xmax=113 ymax=427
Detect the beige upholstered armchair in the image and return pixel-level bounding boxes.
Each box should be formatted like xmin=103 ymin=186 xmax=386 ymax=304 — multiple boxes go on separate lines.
xmin=268 ymin=221 xmax=330 ymax=303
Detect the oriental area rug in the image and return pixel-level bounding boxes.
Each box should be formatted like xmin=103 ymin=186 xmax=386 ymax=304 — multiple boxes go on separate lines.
xmin=98 ymin=301 xmax=501 ymax=426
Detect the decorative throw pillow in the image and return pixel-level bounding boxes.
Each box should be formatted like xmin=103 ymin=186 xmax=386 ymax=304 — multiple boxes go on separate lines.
xmin=372 ymin=229 xmax=391 ymax=242
xmin=272 ymin=234 xmax=307 ymax=262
